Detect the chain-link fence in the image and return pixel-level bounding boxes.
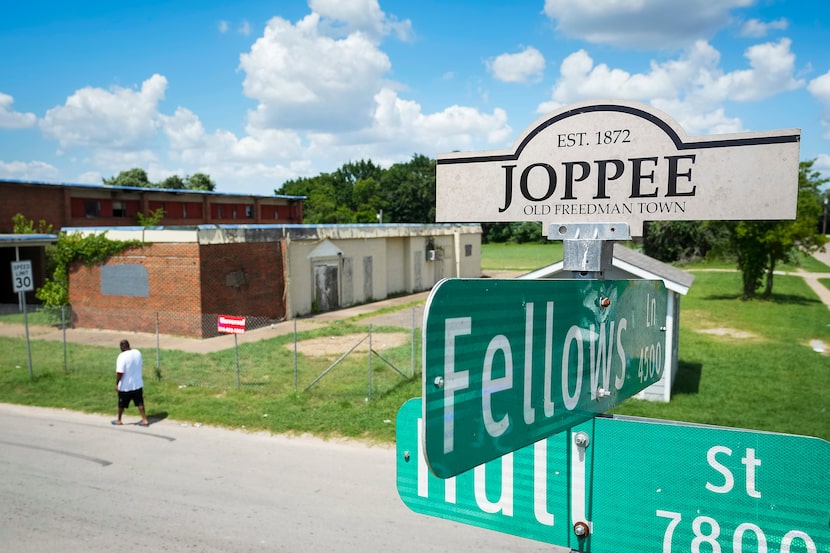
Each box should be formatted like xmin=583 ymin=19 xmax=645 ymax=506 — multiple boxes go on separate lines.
xmin=0 ymin=303 xmax=421 ymax=403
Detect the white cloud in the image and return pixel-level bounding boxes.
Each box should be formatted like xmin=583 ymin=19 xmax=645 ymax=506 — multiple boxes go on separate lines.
xmin=39 ymin=74 xmax=167 ymax=149
xmin=309 ymin=0 xmax=413 ymax=42
xmin=218 ymin=20 xmax=229 ymax=34
xmin=370 ymin=88 xmax=511 ymax=150
xmin=714 ymin=39 xmax=803 ymax=101
xmin=488 ymin=47 xmax=546 ymax=84
xmin=238 ymin=20 xmax=252 ymax=36
xmin=0 ymin=93 xmax=37 ymax=129
xmin=11 ymin=2 xmax=515 ymax=194
xmin=543 ymin=0 xmax=753 ymax=49
xmin=740 ymin=18 xmax=788 ymax=38
xmin=538 ymin=39 xmax=803 ymax=136
xmin=239 ymin=13 xmax=392 ymax=132
xmin=0 ymin=160 xmax=61 ymax=181
xmin=808 ymin=70 xmax=830 ymax=139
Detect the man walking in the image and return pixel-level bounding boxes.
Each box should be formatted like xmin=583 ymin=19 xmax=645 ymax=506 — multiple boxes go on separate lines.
xmin=114 ymin=339 xmax=149 ymax=426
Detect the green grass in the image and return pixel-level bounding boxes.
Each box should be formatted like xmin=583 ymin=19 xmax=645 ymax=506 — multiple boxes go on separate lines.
xmin=610 ymin=271 xmax=830 ymax=439
xmin=1 ymin=243 xmax=828 ymax=442
xmin=481 ymin=242 xmax=563 ymax=271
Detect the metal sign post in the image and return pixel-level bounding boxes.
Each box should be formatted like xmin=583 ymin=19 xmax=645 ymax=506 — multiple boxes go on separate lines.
xmin=11 ymin=260 xmax=34 ymax=380
xmin=217 ymin=315 xmax=246 ymax=388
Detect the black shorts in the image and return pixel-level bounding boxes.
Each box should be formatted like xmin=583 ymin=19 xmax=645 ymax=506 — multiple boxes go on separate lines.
xmin=118 ymin=388 xmax=144 ymax=409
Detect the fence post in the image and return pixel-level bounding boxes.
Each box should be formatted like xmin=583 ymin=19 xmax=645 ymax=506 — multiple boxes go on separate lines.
xmin=411 ymin=307 xmax=415 ymax=378
xmin=235 ymin=333 xmax=240 ymax=389
xmin=62 ymin=305 xmax=68 ymax=372
xmin=367 ymin=324 xmax=373 ymax=401
xmin=155 ymin=312 xmax=161 ymax=380
xmin=293 ymin=318 xmax=298 ymax=392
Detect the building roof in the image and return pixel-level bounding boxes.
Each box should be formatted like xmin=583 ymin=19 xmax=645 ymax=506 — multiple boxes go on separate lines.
xmin=1 ymin=178 xmax=305 ymax=201
xmin=0 ymin=233 xmax=59 ymax=248
xmin=519 ymin=243 xmax=695 ymax=295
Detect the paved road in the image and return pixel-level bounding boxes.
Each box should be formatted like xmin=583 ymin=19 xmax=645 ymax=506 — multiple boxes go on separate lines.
xmin=0 ymin=403 xmax=557 ymax=553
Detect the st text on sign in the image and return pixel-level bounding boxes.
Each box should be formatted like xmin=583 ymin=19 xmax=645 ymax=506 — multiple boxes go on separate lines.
xmin=435 ymin=101 xmax=800 ymax=236
xmin=421 ymin=277 xmax=668 ymax=478
xmin=587 ymin=416 xmax=828 ymax=553
xmin=217 ymin=315 xmax=246 ymax=334
xmin=397 ymin=399 xmax=829 ymax=552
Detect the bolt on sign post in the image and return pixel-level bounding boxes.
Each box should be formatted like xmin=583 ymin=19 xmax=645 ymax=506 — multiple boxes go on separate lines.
xmin=397 ymin=399 xmax=829 ymax=552
xmin=435 ymin=100 xmax=800 ymax=237
xmin=218 ymin=315 xmax=246 ymax=388
xmin=422 ymin=277 xmax=668 ymax=478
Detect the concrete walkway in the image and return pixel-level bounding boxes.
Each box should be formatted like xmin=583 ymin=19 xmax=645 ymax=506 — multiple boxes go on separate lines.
xmin=1 ymin=249 xmax=827 ymax=355
xmin=0 ymin=291 xmax=431 ymax=355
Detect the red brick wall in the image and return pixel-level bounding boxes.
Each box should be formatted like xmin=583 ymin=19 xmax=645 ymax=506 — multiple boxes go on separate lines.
xmin=0 ymin=185 xmax=65 ymax=232
xmin=69 ymin=243 xmax=204 ymax=336
xmin=199 ymin=242 xmax=286 ymax=320
xmin=68 ymin=240 xmax=287 ymax=338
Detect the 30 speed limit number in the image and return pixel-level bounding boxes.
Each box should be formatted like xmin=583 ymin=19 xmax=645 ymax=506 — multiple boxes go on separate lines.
xmin=11 ymin=260 xmax=34 ymax=293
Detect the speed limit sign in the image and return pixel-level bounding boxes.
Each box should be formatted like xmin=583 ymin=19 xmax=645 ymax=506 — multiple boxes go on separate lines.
xmin=11 ymin=260 xmax=34 ymax=293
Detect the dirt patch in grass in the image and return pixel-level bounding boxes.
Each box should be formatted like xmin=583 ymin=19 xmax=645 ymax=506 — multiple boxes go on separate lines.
xmin=288 ymin=332 xmax=410 ymax=357
xmin=697 ymin=327 xmax=759 ymax=340
xmin=807 ymin=339 xmax=828 ymax=355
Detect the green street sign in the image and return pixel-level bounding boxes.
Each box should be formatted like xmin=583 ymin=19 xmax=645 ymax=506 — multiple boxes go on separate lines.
xmin=396 ymin=398 xmax=573 ymax=547
xmin=587 ymin=416 xmax=829 ymax=553
xmin=396 ymin=399 xmax=830 ymax=552
xmin=422 ymin=278 xmax=668 ymax=478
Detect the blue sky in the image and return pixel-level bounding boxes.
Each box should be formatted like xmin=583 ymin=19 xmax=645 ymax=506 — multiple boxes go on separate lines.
xmin=1 ymin=0 xmax=828 ymax=196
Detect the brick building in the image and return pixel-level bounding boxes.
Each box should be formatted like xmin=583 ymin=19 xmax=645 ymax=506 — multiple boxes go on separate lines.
xmin=66 ymin=224 xmax=482 ymax=338
xmin=0 ymin=179 xmax=304 ymax=232
xmin=0 ymin=179 xmax=303 ymax=307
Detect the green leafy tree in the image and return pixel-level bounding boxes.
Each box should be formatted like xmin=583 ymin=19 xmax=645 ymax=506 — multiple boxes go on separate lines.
xmin=104 ymin=168 xmax=217 ymax=191
xmin=159 ymin=175 xmax=186 ymax=189
xmin=103 ymin=168 xmax=152 ymax=188
xmin=381 ymin=154 xmax=435 ymax=223
xmin=12 ymin=213 xmax=53 ymax=234
xmin=278 ymin=160 xmax=384 ymax=224
xmin=643 ymin=221 xmax=728 ymax=263
xmin=185 ymin=173 xmax=216 ymax=191
xmin=722 ymin=160 xmax=828 ymax=300
xmin=136 ymin=208 xmax=165 ymax=227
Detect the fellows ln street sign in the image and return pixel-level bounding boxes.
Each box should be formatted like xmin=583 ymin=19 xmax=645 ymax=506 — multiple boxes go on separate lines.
xmin=436 ymin=100 xmax=800 ymax=236
xmin=422 ymin=277 xmax=668 ymax=478
xmin=397 ymin=398 xmax=829 ymax=553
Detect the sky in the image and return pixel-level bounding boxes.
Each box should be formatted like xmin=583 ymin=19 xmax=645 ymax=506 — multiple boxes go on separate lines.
xmin=1 ymin=0 xmax=829 ymax=196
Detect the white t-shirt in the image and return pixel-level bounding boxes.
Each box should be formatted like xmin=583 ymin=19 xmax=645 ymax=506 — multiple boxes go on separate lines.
xmin=116 ymin=349 xmax=144 ymax=392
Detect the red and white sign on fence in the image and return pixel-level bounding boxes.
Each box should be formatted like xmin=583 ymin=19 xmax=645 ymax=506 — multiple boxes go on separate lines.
xmin=217 ymin=315 xmax=246 ymax=334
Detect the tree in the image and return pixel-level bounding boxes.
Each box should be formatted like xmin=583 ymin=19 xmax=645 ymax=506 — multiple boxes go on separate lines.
xmin=185 ymin=173 xmax=216 ymax=191
xmin=724 ymin=160 xmax=828 ymax=300
xmin=642 ymin=221 xmax=727 ymax=263
xmin=103 ymin=168 xmax=152 ymax=188
xmin=12 ymin=213 xmax=53 ymax=234
xmin=277 ymin=160 xmax=384 ymax=224
xmin=159 ymin=175 xmax=186 ymax=189
xmin=104 ymin=168 xmax=217 ymax=191
xmin=381 ymin=154 xmax=435 ymax=223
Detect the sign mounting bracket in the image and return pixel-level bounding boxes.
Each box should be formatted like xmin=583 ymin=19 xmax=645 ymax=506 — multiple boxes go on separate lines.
xmin=547 ymin=222 xmax=630 ymax=279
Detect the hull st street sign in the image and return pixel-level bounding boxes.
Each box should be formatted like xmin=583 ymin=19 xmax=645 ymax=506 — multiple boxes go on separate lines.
xmin=422 ymin=277 xmax=668 ymax=478
xmin=397 ymin=399 xmax=829 ymax=553
xmin=436 ymin=101 xmax=800 ymax=236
